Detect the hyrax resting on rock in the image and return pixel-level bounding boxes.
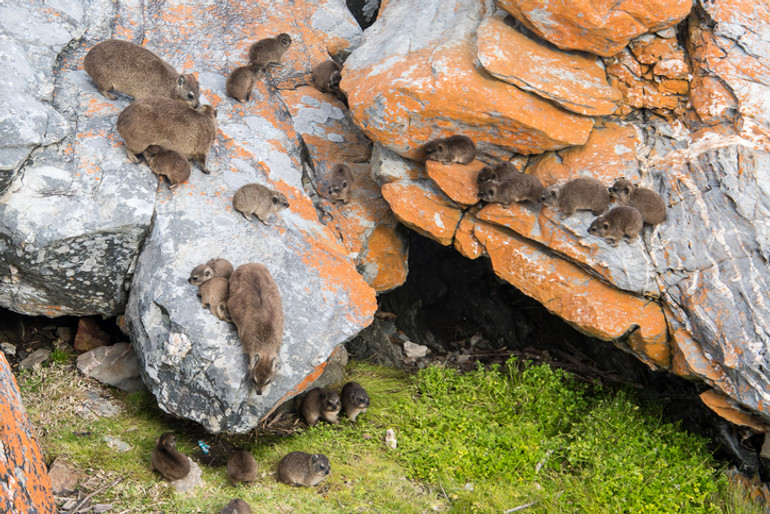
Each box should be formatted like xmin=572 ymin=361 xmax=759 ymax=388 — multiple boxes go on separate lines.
xmin=311 ymin=60 xmax=343 ymax=96
xmin=232 ymin=183 xmax=290 ymax=224
xmin=277 ymin=451 xmax=330 ymax=487
xmin=221 ymin=499 xmax=252 ymax=514
xmin=423 ymin=135 xmax=476 ymax=165
xmin=608 ymin=178 xmax=666 ymax=225
xmin=188 ymin=258 xmax=234 ymax=286
xmin=151 ymin=432 xmax=191 ymax=481
xmin=341 ymin=381 xmax=370 ymax=422
xmin=227 ymin=263 xmax=283 ymax=395
xmin=301 ymin=388 xmax=341 ymax=426
xmin=226 ymin=63 xmax=265 ymax=103
xmin=117 ymin=96 xmax=217 ymax=173
xmin=248 ymin=33 xmax=292 ymax=67
xmin=477 ymin=162 xmax=517 ymax=185
xmin=227 ymin=449 xmax=259 ymax=486
xmin=478 ymin=173 xmax=544 ymax=206
xmin=143 ymin=145 xmax=191 ymax=186
xmin=199 ymin=276 xmax=231 ymax=321
xmin=84 ymin=39 xmax=200 ymax=107
xmin=541 ymin=177 xmax=610 ymax=217
xmin=328 ymin=164 xmax=354 ymax=204
xmin=588 ymin=205 xmax=643 ymax=246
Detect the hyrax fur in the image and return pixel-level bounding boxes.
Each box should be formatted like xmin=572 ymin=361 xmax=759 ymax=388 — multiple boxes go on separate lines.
xmin=232 ymin=183 xmax=290 ymax=224
xmin=341 ymin=381 xmax=370 ymax=422
xmin=227 ymin=449 xmax=259 ymax=486
xmin=541 ymin=177 xmax=610 ymax=217
xmin=301 ymin=388 xmax=341 ymax=426
xmin=84 ymin=39 xmax=200 ymax=107
xmin=221 ymin=499 xmax=252 ymax=514
xmin=477 ymin=162 xmax=517 ymax=185
xmin=311 ymin=60 xmax=344 ymax=99
xmin=226 ymin=63 xmax=265 ymax=103
xmin=199 ymin=276 xmax=231 ymax=321
xmin=277 ymin=451 xmax=330 ymax=487
xmin=248 ymin=33 xmax=292 ymax=67
xmin=151 ymin=432 xmax=191 ymax=481
xmin=143 ymin=145 xmax=191 ymax=186
xmin=588 ymin=206 xmax=643 ymax=246
xmin=423 ymin=135 xmax=476 ymax=165
xmin=188 ymin=258 xmax=234 ymax=286
xmin=609 ymin=179 xmax=666 ymax=225
xmin=328 ymin=164 xmax=354 ymax=204
xmin=477 ymin=173 xmax=544 ymax=205
xmin=227 ymin=263 xmax=284 ymax=395
xmin=117 ymin=97 xmax=217 ymax=173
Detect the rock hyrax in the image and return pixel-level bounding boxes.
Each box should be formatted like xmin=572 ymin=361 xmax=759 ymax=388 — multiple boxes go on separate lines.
xmin=188 ymin=258 xmax=234 ymax=286
xmin=312 ymin=60 xmax=343 ymax=95
xmin=226 ymin=63 xmax=265 ymax=103
xmin=221 ymin=499 xmax=252 ymax=514
xmin=301 ymin=388 xmax=341 ymax=426
xmin=143 ymin=145 xmax=191 ymax=186
xmin=151 ymin=432 xmax=191 ymax=481
xmin=423 ymin=135 xmax=476 ymax=165
xmin=199 ymin=276 xmax=231 ymax=322
xmin=608 ymin=178 xmax=666 ymax=225
xmin=588 ymin=205 xmax=643 ymax=246
xmin=477 ymin=162 xmax=517 ymax=185
xmin=227 ymin=449 xmax=259 ymax=486
xmin=117 ymin=97 xmax=217 ymax=173
xmin=277 ymin=451 xmax=330 ymax=487
xmin=248 ymin=33 xmax=292 ymax=67
xmin=477 ymin=173 xmax=544 ymax=205
xmin=227 ymin=263 xmax=284 ymax=395
xmin=328 ymin=164 xmax=354 ymax=204
xmin=84 ymin=39 xmax=200 ymax=107
xmin=341 ymin=381 xmax=370 ymax=422
xmin=541 ymin=177 xmax=610 ymax=217
xmin=232 ymin=183 xmax=290 ymax=224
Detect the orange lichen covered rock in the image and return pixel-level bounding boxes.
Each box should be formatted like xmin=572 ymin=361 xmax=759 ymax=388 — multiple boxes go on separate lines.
xmin=381 ymin=180 xmax=463 ymax=246
xmin=425 ymin=160 xmax=486 ymax=206
xmin=453 ymin=213 xmax=484 ymax=260
xmin=700 ymin=390 xmax=769 ymax=432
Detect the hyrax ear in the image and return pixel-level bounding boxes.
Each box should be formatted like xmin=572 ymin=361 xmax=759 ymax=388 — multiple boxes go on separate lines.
xmin=271 ymin=357 xmax=278 ymax=372
xmin=177 ymin=76 xmax=185 ymax=87
xmin=311 ymin=454 xmax=319 ymax=463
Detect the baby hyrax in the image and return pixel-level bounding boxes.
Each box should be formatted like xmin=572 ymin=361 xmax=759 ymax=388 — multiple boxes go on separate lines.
xmin=477 ymin=162 xmax=517 ymax=185
xmin=588 ymin=206 xmax=643 ymax=246
xmin=143 ymin=145 xmax=191 ymax=186
xmin=227 ymin=449 xmax=259 ymax=486
xmin=477 ymin=173 xmax=544 ymax=206
xmin=227 ymin=263 xmax=283 ymax=395
xmin=608 ymin=179 xmax=666 ymax=225
xmin=151 ymin=432 xmax=191 ymax=481
xmin=248 ymin=33 xmax=292 ymax=67
xmin=277 ymin=451 xmax=330 ymax=487
xmin=188 ymin=258 xmax=234 ymax=286
xmin=423 ymin=135 xmax=476 ymax=165
xmin=221 ymin=499 xmax=252 ymax=514
xmin=541 ymin=177 xmax=610 ymax=217
xmin=341 ymin=381 xmax=370 ymax=422
xmin=328 ymin=164 xmax=354 ymax=204
xmin=311 ymin=60 xmax=344 ymax=98
xmin=199 ymin=276 xmax=231 ymax=322
xmin=301 ymin=388 xmax=341 ymax=426
xmin=226 ymin=63 xmax=265 ymax=103
xmin=84 ymin=39 xmax=200 ymax=107
xmin=232 ymin=183 xmax=290 ymax=224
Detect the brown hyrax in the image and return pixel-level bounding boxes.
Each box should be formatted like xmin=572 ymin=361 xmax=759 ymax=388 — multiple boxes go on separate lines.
xmin=227 ymin=263 xmax=283 ymax=395
xmin=477 ymin=162 xmax=517 ymax=185
xmin=311 ymin=60 xmax=343 ymax=94
xmin=226 ymin=63 xmax=265 ymax=103
xmin=423 ymin=135 xmax=476 ymax=165
xmin=188 ymin=258 xmax=234 ymax=286
xmin=541 ymin=177 xmax=610 ymax=217
xmin=328 ymin=164 xmax=354 ymax=204
xmin=608 ymin=178 xmax=666 ymax=225
xmin=478 ymin=173 xmax=544 ymax=205
xmin=588 ymin=206 xmax=643 ymax=246
xmin=232 ymin=183 xmax=290 ymax=224
xmin=341 ymin=381 xmax=370 ymax=422
xmin=199 ymin=276 xmax=231 ymax=321
xmin=143 ymin=145 xmax=191 ymax=186
xmin=151 ymin=432 xmax=191 ymax=481
xmin=301 ymin=388 xmax=341 ymax=426
xmin=227 ymin=449 xmax=259 ymax=486
xmin=116 ymin=97 xmax=217 ymax=173
xmin=221 ymin=499 xmax=252 ymax=514
xmin=277 ymin=451 xmax=330 ymax=487
xmin=84 ymin=39 xmax=200 ymax=107
xmin=248 ymin=33 xmax=292 ymax=67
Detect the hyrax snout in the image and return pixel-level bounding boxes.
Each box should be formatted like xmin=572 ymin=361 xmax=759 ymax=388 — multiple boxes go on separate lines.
xmin=608 ymin=178 xmax=666 ymax=225
xmin=143 ymin=145 xmax=191 ymax=186
xmin=422 ymin=135 xmax=476 ymax=165
xmin=477 ymin=173 xmax=544 ymax=205
xmin=248 ymin=33 xmax=292 ymax=67
xmin=328 ymin=164 xmax=354 ymax=204
xmin=587 ymin=205 xmax=643 ymax=246
xmin=277 ymin=451 xmax=330 ymax=487
xmin=151 ymin=432 xmax=191 ymax=481
xmin=188 ymin=258 xmax=234 ymax=286
xmin=541 ymin=177 xmax=610 ymax=217
xmin=227 ymin=448 xmax=259 ymax=486
xmin=301 ymin=388 xmax=341 ymax=426
xmin=199 ymin=276 xmax=231 ymax=321
xmin=84 ymin=39 xmax=200 ymax=107
xmin=226 ymin=63 xmax=265 ymax=103
xmin=232 ymin=183 xmax=290 ymax=224
xmin=341 ymin=381 xmax=370 ymax=422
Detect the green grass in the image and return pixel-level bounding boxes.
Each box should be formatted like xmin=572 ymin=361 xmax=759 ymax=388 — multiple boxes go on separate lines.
xmin=16 ymin=356 xmax=764 ymax=513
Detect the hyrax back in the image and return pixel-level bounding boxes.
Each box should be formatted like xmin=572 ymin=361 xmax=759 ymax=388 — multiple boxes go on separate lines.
xmin=84 ymin=39 xmax=200 ymax=107
xmin=117 ymin=97 xmax=217 ymax=173
xmin=232 ymin=183 xmax=290 ymax=224
xmin=227 ymin=263 xmax=284 ymax=395
xmin=143 ymin=145 xmax=191 ymax=185
xmin=478 ymin=173 xmax=544 ymax=205
xmin=341 ymin=381 xmax=370 ymax=422
xmin=423 ymin=135 xmax=476 ymax=165
xmin=151 ymin=432 xmax=191 ymax=481
xmin=277 ymin=451 xmax=330 ymax=487
xmin=301 ymin=388 xmax=341 ymax=426
xmin=477 ymin=162 xmax=517 ymax=185
xmin=188 ymin=258 xmax=234 ymax=286
xmin=221 ymin=499 xmax=252 ymax=514
xmin=199 ymin=276 xmax=231 ymax=321
xmin=329 ymin=164 xmax=354 ymax=204
xmin=248 ymin=33 xmax=292 ymax=67
xmin=541 ymin=177 xmax=610 ymax=217
xmin=312 ymin=60 xmax=343 ymax=93
xmin=609 ymin=179 xmax=666 ymax=225
xmin=588 ymin=205 xmax=643 ymax=246
xmin=226 ymin=63 xmax=264 ymax=103
xmin=227 ymin=449 xmax=259 ymax=486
